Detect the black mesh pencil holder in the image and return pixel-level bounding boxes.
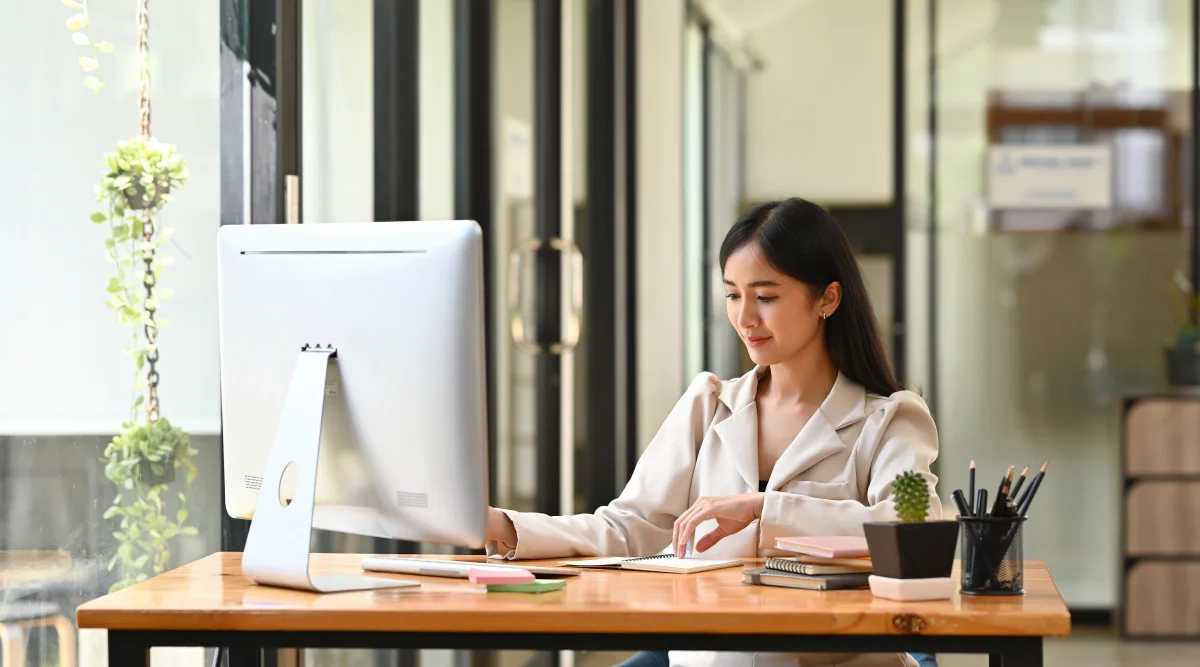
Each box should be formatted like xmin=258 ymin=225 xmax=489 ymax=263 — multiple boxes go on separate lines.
xmin=958 ymin=516 xmax=1026 ymax=596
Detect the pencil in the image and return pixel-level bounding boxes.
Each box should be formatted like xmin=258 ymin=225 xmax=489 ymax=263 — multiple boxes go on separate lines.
xmin=1009 ymin=466 xmax=1030 ymax=500
xmin=1017 ymin=462 xmax=1048 ymax=517
xmin=1013 ymin=462 xmax=1040 ymax=510
xmin=968 ymin=460 xmax=976 ymax=514
xmin=989 ymin=466 xmax=1014 ymax=518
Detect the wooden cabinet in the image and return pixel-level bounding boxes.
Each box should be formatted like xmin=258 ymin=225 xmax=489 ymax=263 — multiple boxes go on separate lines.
xmin=1121 ymin=395 xmax=1200 ymax=638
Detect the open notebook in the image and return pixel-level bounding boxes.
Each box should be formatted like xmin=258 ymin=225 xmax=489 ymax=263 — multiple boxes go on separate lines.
xmin=559 ymin=554 xmax=742 ymax=574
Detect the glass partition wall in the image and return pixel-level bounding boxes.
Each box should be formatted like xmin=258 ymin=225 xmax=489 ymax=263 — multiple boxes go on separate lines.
xmin=923 ymin=0 xmax=1195 ymax=611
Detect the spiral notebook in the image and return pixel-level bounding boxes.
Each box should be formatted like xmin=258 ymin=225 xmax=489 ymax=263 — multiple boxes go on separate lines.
xmin=560 ymin=553 xmax=742 ymax=574
xmin=764 ymin=557 xmax=871 ymax=575
xmin=743 ymin=568 xmax=871 ymax=591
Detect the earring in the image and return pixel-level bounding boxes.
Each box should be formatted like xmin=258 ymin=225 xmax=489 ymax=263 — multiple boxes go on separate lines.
xmin=821 ymin=311 xmax=827 ymax=320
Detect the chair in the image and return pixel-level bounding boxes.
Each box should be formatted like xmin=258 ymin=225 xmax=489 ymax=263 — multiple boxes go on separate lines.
xmin=0 ymin=552 xmax=78 ymax=667
xmin=0 ymin=600 xmax=76 ymax=667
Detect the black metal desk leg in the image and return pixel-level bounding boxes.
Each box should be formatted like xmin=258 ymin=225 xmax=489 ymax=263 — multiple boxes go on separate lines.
xmin=228 ymin=647 xmax=264 ymax=667
xmin=989 ymin=654 xmax=1003 ymax=667
xmin=108 ymin=631 xmax=150 ymax=667
xmin=997 ymin=637 xmax=1043 ymax=667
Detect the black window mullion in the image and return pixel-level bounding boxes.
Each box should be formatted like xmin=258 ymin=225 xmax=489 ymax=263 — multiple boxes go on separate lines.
xmin=534 ymin=0 xmax=563 ymax=518
xmin=585 ymin=0 xmax=617 ymax=513
xmin=622 ymin=0 xmax=639 ymax=486
xmin=375 ymin=0 xmax=420 ymax=223
xmin=891 ymin=0 xmax=907 ymax=384
xmin=453 ymin=0 xmax=496 ymax=505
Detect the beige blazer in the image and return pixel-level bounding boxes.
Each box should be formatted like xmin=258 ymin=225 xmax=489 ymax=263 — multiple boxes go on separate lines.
xmin=490 ymin=367 xmax=942 ymax=667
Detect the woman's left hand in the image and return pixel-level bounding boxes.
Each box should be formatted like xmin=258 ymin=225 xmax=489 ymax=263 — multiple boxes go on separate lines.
xmin=672 ymin=493 xmax=765 ymax=557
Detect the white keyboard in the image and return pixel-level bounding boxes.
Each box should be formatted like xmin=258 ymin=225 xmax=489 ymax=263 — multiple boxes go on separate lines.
xmin=360 ymin=557 xmax=580 ymax=579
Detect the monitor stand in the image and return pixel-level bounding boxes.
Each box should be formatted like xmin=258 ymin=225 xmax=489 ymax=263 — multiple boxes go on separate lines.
xmin=241 ymin=346 xmax=420 ymax=593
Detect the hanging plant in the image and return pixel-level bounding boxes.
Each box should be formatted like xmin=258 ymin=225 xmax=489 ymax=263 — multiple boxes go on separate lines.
xmin=66 ymin=0 xmax=198 ymax=592
xmin=97 ymin=138 xmax=187 ymax=213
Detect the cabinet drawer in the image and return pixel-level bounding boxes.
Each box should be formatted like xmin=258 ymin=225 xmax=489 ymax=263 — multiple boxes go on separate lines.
xmin=1124 ymin=561 xmax=1200 ymax=636
xmin=1126 ymin=481 xmax=1200 ymax=555
xmin=1125 ymin=399 xmax=1200 ymax=475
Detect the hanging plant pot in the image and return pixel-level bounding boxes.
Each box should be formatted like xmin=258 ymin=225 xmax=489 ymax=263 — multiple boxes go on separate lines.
xmin=125 ymin=182 xmax=170 ymax=210
xmin=137 ymin=455 xmax=176 ymax=485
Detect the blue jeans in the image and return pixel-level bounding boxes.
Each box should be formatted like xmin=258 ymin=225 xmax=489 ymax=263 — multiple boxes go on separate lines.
xmin=614 ymin=651 xmax=937 ymax=667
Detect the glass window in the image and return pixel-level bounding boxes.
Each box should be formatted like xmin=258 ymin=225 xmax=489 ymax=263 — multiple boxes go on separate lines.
xmin=301 ymin=0 xmax=374 ymax=225
xmin=1 ymin=1 xmax=222 ymax=664
xmin=683 ymin=18 xmax=706 ymax=381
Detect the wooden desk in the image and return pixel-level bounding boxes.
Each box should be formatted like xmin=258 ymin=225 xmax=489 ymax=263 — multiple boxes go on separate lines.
xmin=77 ymin=553 xmax=1070 ymax=667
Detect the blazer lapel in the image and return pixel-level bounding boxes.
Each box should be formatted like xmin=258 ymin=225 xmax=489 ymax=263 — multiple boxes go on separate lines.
xmin=712 ymin=404 xmax=759 ymax=491
xmin=765 ymin=372 xmax=868 ymax=491
xmin=763 ymin=411 xmax=846 ymax=491
xmin=712 ymin=368 xmax=763 ymax=491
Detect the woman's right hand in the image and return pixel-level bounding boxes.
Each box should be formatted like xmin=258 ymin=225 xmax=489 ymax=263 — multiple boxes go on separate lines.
xmin=487 ymin=507 xmax=518 ymax=547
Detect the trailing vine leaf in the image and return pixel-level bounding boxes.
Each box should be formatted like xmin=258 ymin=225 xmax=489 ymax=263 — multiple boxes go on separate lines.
xmin=64 ymin=1 xmax=109 ymax=92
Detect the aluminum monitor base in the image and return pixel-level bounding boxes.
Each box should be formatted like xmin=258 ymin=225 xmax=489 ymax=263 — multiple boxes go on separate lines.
xmin=241 ymin=347 xmax=419 ymax=593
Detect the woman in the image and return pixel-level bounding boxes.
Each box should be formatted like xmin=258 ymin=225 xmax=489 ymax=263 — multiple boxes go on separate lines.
xmin=486 ymin=198 xmax=941 ymax=667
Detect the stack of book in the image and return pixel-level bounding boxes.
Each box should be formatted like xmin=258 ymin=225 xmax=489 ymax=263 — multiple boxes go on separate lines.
xmin=743 ymin=536 xmax=873 ymax=590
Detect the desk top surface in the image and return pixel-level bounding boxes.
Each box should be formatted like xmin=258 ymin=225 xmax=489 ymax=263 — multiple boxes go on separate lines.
xmin=76 ymin=553 xmax=1071 ymax=637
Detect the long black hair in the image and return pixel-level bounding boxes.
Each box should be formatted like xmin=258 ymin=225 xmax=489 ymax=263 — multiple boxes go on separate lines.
xmin=718 ymin=197 xmax=902 ymax=397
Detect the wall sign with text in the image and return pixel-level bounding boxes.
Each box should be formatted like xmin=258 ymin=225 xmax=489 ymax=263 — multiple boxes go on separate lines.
xmin=987 ymin=145 xmax=1112 ymax=210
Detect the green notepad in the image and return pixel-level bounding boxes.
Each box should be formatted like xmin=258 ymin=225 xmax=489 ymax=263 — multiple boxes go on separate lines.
xmin=486 ymin=579 xmax=567 ymax=594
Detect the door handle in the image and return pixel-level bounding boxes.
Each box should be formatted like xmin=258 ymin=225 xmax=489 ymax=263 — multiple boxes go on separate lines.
xmin=508 ymin=238 xmax=543 ymax=354
xmin=507 ymin=237 xmax=584 ymax=355
xmin=550 ymin=237 xmax=583 ymax=354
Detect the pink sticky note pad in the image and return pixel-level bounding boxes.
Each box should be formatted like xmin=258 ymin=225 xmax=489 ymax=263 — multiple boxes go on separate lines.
xmin=468 ymin=567 xmax=535 ymax=585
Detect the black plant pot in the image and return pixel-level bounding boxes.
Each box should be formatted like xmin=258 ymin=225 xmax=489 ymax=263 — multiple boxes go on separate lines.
xmin=863 ymin=521 xmax=960 ymax=579
xmin=125 ymin=182 xmax=170 ymax=210
xmin=1166 ymin=347 xmax=1200 ymax=387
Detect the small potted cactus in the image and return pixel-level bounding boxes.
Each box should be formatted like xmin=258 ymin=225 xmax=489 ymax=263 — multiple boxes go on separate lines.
xmin=862 ymin=471 xmax=960 ymax=580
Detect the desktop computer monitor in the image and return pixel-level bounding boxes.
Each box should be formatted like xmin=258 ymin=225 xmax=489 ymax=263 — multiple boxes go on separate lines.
xmin=217 ymin=220 xmax=490 ymax=592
